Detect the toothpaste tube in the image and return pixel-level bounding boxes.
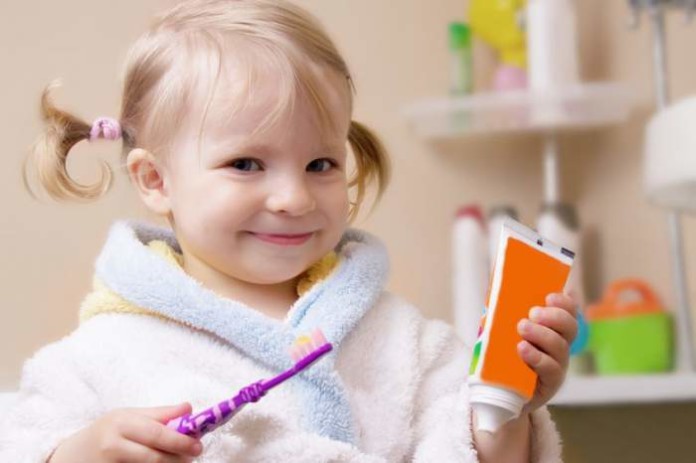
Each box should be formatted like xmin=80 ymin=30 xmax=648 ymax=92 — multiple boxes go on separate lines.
xmin=467 ymin=218 xmax=574 ymax=433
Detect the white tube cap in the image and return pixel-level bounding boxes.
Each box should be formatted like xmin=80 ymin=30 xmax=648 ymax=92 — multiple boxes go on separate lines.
xmin=472 ymin=402 xmax=519 ymax=433
xmin=469 ymin=382 xmax=525 ymax=433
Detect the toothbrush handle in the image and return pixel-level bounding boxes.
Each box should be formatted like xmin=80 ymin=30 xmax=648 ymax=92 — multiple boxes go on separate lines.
xmin=168 ymin=344 xmax=332 ymax=438
xmin=263 ymin=343 xmax=332 ymax=390
xmin=167 ymin=381 xmax=266 ymax=438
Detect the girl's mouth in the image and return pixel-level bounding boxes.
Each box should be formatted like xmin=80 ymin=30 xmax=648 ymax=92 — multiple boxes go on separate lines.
xmin=250 ymin=232 xmax=314 ymax=246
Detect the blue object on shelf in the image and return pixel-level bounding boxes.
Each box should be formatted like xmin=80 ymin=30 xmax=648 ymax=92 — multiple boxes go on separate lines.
xmin=570 ymin=308 xmax=589 ymax=356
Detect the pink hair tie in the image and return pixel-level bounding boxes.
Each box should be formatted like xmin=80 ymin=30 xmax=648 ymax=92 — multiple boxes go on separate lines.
xmin=89 ymin=117 xmax=122 ymax=142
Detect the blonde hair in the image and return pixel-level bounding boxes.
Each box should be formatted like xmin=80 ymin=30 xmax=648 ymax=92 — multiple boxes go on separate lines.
xmin=27 ymin=0 xmax=390 ymax=220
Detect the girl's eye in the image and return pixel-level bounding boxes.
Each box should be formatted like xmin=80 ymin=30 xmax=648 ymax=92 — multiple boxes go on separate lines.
xmin=307 ymin=158 xmax=336 ymax=172
xmin=229 ymin=158 xmax=262 ymax=172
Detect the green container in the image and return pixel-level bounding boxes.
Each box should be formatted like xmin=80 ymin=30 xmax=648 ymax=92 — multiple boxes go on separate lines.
xmin=589 ymin=312 xmax=673 ymax=374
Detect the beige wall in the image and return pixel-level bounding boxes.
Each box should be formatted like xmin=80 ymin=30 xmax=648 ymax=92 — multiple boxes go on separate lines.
xmin=1 ymin=1 xmax=695 ymax=461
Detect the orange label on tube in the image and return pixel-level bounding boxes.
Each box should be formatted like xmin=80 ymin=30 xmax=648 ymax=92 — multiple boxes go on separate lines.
xmin=479 ymin=237 xmax=572 ymax=399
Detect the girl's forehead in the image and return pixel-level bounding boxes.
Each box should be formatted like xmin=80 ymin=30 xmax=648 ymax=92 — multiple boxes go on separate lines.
xmin=200 ymin=104 xmax=348 ymax=156
xmin=195 ymin=59 xmax=351 ymax=143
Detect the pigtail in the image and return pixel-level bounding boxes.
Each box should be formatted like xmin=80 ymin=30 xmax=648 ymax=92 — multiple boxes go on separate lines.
xmin=24 ymin=82 xmax=113 ymax=201
xmin=347 ymin=120 xmax=391 ymax=222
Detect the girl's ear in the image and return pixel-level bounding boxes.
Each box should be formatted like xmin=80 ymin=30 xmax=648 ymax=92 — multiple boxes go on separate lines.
xmin=126 ymin=148 xmax=171 ymax=216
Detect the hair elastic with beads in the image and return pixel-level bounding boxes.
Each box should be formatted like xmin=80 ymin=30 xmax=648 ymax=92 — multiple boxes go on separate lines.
xmin=89 ymin=117 xmax=122 ymax=142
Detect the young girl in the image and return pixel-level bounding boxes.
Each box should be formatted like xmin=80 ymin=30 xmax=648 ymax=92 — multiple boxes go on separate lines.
xmin=1 ymin=1 xmax=578 ymax=462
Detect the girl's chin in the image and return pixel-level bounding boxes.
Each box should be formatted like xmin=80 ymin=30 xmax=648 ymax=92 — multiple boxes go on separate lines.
xmin=242 ymin=268 xmax=307 ymax=286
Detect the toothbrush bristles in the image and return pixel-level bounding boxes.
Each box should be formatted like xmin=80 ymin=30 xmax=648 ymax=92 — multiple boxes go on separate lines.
xmin=311 ymin=329 xmax=327 ymax=345
xmin=288 ymin=328 xmax=331 ymax=363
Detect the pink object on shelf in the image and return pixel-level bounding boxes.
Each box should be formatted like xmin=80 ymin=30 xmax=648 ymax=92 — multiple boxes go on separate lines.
xmin=493 ymin=66 xmax=528 ymax=91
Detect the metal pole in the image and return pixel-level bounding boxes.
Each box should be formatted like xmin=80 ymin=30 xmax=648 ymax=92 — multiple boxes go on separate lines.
xmin=650 ymin=6 xmax=670 ymax=107
xmin=649 ymin=3 xmax=695 ymax=372
xmin=543 ymin=134 xmax=560 ymax=204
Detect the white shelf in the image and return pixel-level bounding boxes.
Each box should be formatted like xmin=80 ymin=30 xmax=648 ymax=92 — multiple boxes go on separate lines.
xmin=403 ymin=82 xmax=634 ymax=140
xmin=550 ymin=373 xmax=696 ymax=406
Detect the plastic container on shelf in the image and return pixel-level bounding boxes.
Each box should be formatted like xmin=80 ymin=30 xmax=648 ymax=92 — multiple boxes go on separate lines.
xmin=452 ymin=205 xmax=489 ymax=350
xmin=487 ymin=205 xmax=518 ymax=273
xmin=586 ymin=279 xmax=673 ymax=374
xmin=527 ymin=0 xmax=580 ymax=90
xmin=449 ymin=22 xmax=473 ymax=95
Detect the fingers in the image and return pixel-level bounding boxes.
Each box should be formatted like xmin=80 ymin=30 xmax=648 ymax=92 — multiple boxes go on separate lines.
xmin=110 ymin=439 xmax=194 ymax=463
xmin=514 ymin=292 xmax=577 ymax=415
xmin=528 ymin=305 xmax=578 ymax=345
xmin=518 ymin=319 xmax=570 ymax=369
xmin=138 ymin=402 xmax=193 ymax=423
xmin=517 ymin=340 xmax=565 ymax=387
xmin=122 ymin=417 xmax=202 ymax=458
xmin=546 ymin=292 xmax=577 ymax=318
xmin=112 ymin=408 xmax=202 ymax=458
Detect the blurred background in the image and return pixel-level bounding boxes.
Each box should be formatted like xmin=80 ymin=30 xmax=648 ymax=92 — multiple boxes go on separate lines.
xmin=1 ymin=1 xmax=696 ymax=461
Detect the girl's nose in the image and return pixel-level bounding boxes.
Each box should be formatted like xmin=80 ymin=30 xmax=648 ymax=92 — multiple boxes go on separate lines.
xmin=266 ymin=176 xmax=316 ymax=216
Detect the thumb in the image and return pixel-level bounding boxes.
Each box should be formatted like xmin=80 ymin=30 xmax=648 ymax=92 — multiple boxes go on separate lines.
xmin=138 ymin=402 xmax=193 ymax=423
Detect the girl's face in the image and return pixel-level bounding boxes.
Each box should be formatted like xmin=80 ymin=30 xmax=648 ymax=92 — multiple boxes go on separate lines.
xmin=158 ymin=66 xmax=351 ymax=289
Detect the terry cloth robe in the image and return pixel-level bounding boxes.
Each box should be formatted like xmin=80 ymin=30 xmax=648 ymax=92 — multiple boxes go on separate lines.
xmin=0 ymin=221 xmax=564 ymax=462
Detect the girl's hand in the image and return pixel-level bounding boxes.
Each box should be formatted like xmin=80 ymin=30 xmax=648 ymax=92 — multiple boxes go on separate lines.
xmin=48 ymin=402 xmax=203 ymax=463
xmin=517 ymin=292 xmax=578 ymax=416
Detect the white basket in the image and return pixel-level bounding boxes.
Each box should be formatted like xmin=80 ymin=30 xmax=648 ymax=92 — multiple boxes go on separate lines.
xmin=645 ymin=95 xmax=696 ymax=212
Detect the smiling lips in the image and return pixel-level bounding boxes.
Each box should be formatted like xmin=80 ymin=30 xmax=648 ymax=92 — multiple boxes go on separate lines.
xmin=251 ymin=231 xmax=314 ymax=246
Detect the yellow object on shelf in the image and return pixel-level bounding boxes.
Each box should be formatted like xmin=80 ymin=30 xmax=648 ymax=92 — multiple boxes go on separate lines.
xmin=469 ymin=0 xmax=527 ymax=69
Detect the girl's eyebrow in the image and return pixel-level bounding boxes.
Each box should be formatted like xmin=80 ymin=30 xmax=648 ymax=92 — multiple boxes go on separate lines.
xmin=206 ymin=140 xmax=273 ymax=158
xmin=230 ymin=142 xmax=274 ymax=154
xmin=223 ymin=141 xmax=347 ymax=156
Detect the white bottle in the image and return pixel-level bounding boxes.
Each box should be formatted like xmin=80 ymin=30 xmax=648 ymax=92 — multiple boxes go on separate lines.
xmin=487 ymin=206 xmax=519 ymax=273
xmin=452 ymin=205 xmax=489 ymax=350
xmin=536 ymin=202 xmax=585 ymax=309
xmin=526 ymin=0 xmax=580 ymax=90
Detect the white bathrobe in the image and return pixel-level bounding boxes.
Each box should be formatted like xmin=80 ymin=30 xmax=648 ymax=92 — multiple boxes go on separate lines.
xmin=0 ymin=221 xmax=563 ymax=462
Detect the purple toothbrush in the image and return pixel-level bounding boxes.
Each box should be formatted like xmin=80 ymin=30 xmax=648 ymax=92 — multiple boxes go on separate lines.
xmin=167 ymin=328 xmax=332 ymax=438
